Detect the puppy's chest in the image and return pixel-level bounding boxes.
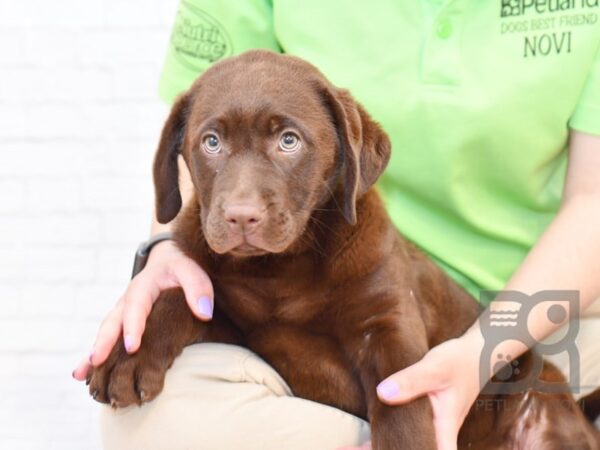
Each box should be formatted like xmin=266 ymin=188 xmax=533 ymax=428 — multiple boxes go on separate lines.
xmin=214 ymin=276 xmax=331 ymax=329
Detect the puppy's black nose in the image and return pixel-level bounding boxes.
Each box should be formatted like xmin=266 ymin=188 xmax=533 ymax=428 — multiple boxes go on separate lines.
xmin=224 ymin=204 xmax=264 ymax=234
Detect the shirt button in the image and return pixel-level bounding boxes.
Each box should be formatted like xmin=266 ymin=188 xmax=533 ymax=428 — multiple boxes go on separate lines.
xmin=436 ymin=19 xmax=453 ymax=39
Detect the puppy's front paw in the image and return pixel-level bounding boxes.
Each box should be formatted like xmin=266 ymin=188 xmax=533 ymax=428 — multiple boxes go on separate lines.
xmin=87 ymin=341 xmax=169 ymax=408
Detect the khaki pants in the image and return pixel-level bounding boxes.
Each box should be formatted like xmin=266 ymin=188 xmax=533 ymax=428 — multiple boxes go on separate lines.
xmin=100 ymin=301 xmax=600 ymax=450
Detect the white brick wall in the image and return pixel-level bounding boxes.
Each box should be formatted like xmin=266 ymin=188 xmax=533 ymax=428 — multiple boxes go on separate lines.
xmin=0 ymin=1 xmax=180 ymax=448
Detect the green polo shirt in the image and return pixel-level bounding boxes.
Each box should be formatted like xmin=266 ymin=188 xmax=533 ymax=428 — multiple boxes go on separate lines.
xmin=158 ymin=0 xmax=600 ymax=302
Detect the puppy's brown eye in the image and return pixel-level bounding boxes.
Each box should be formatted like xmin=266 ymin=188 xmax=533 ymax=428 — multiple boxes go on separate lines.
xmin=279 ymin=132 xmax=301 ymax=153
xmin=202 ymin=134 xmax=221 ymax=154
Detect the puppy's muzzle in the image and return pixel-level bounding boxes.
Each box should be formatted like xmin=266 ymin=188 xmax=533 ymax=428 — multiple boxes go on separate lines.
xmin=223 ymin=203 xmax=265 ymax=235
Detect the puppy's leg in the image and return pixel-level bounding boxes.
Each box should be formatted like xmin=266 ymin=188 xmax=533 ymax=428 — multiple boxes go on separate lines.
xmin=346 ymin=318 xmax=437 ymax=450
xmin=246 ymin=324 xmax=367 ymax=418
xmin=88 ymin=288 xmax=240 ymax=407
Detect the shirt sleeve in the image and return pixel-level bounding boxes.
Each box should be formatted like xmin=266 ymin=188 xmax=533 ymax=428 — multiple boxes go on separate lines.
xmin=159 ymin=0 xmax=281 ymax=104
xmin=569 ymin=44 xmax=600 ymax=136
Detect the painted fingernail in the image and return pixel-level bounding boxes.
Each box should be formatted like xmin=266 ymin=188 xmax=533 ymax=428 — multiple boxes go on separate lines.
xmin=124 ymin=334 xmax=133 ymax=352
xmin=71 ymin=370 xmax=76 ymax=379
xmin=377 ymin=380 xmax=399 ymax=400
xmin=197 ymin=296 xmax=213 ymax=318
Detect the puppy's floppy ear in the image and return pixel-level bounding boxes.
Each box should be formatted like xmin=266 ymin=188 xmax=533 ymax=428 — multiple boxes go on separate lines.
xmin=322 ymin=87 xmax=391 ymax=225
xmin=153 ymin=92 xmax=191 ymax=224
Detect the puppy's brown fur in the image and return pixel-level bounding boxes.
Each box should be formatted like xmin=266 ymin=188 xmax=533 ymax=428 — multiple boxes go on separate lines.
xmin=89 ymin=51 xmax=600 ymax=449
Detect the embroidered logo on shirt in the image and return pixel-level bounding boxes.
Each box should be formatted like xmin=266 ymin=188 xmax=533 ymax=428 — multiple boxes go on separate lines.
xmin=170 ymin=1 xmax=232 ymax=70
xmin=499 ymin=0 xmax=599 ymax=57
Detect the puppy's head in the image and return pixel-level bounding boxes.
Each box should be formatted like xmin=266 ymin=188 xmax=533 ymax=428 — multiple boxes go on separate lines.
xmin=154 ymin=50 xmax=390 ymax=257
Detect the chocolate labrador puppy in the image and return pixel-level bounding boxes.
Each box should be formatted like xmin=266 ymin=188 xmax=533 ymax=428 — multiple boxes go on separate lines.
xmin=89 ymin=50 xmax=600 ymax=449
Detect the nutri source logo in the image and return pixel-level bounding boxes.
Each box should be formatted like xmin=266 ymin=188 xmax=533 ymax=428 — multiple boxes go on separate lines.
xmin=171 ymin=1 xmax=232 ymax=71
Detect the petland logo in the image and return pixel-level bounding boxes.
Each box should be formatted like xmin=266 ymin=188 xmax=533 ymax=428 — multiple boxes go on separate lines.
xmin=501 ymin=0 xmax=599 ymax=17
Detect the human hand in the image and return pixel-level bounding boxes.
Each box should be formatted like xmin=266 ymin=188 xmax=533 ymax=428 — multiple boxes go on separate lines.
xmin=72 ymin=239 xmax=213 ymax=381
xmin=372 ymin=337 xmax=482 ymax=450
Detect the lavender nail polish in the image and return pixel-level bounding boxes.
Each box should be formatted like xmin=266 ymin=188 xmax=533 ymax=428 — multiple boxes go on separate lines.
xmin=197 ymin=296 xmax=213 ymax=318
xmin=124 ymin=335 xmax=133 ymax=352
xmin=377 ymin=380 xmax=400 ymax=400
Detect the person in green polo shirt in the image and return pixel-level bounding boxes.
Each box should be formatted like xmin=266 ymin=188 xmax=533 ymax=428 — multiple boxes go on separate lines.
xmin=74 ymin=1 xmax=600 ymax=448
